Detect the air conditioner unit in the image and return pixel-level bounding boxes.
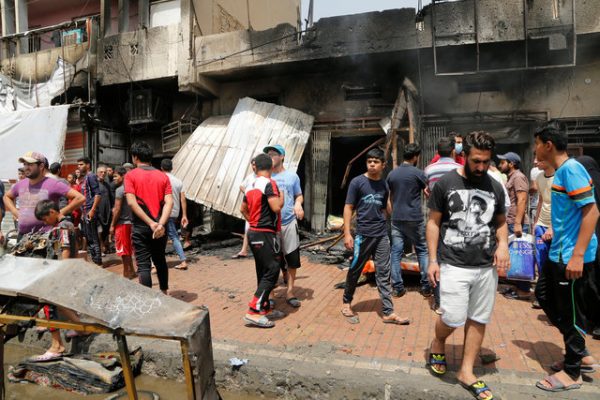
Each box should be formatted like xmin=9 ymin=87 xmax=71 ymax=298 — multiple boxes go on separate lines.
xmin=62 ymin=28 xmax=84 ymax=46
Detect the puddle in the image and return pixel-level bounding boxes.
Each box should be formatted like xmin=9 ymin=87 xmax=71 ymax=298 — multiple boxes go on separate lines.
xmin=2 ymin=343 xmax=269 ymax=399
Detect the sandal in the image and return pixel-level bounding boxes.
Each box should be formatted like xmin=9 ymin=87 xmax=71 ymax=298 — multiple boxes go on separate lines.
xmin=341 ymin=307 xmax=359 ymax=324
xmin=428 ymin=352 xmax=447 ymax=375
xmin=536 ymin=375 xmax=582 ymax=392
xmin=231 ymin=253 xmax=247 ymax=259
xmin=30 ymin=350 xmax=64 ymax=362
xmin=286 ymin=297 xmax=301 ymax=308
xmin=174 ymin=263 xmax=188 ymax=270
xmin=460 ymin=380 xmax=494 ymax=399
xmin=243 ymin=315 xmax=275 ymax=328
xmin=266 ymin=309 xmax=286 ymax=320
xmin=382 ymin=313 xmax=410 ymax=325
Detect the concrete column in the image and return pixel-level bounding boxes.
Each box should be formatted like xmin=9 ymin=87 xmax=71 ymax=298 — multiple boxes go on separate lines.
xmin=14 ymin=0 xmax=27 ymax=53
xmin=1 ymin=0 xmax=16 ymax=36
xmin=100 ymin=0 xmax=111 ymax=37
xmin=138 ymin=0 xmax=150 ymax=29
xmin=118 ymin=0 xmax=129 ymax=33
xmin=1 ymin=0 xmax=16 ymax=59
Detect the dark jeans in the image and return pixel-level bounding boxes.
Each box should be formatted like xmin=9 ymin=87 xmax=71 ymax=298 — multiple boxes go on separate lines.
xmin=343 ymin=235 xmax=394 ymax=316
xmin=248 ymin=230 xmax=281 ymax=313
xmin=508 ymin=223 xmax=531 ymax=292
xmin=132 ymin=222 xmax=169 ymax=291
xmin=390 ymin=220 xmax=430 ymax=290
xmin=82 ymin=216 xmax=102 ymax=265
xmin=535 ymin=260 xmax=599 ymax=379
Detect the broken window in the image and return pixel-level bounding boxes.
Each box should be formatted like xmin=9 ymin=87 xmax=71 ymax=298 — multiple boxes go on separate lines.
xmin=103 ymin=44 xmax=113 ymax=60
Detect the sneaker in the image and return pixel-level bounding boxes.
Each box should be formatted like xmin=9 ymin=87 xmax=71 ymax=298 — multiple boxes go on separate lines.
xmin=392 ymin=288 xmax=407 ymax=298
xmin=420 ymin=286 xmax=433 ymax=297
xmin=593 ymin=326 xmax=600 ymax=340
xmin=431 ymin=303 xmax=442 ymax=315
xmin=531 ymin=300 xmax=542 ymax=309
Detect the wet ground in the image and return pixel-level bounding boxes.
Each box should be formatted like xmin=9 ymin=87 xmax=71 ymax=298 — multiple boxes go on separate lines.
xmin=2 ymin=343 xmax=266 ymax=400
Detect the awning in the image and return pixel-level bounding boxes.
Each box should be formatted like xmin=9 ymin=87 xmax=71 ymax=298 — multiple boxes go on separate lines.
xmin=172 ymin=97 xmax=314 ymax=218
xmin=0 ymin=104 xmax=70 ymax=180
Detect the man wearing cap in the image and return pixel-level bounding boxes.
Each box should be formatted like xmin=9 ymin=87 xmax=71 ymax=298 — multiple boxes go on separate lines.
xmin=3 ymin=152 xmax=84 ymax=239
xmin=498 ymin=152 xmax=529 ymax=238
xmin=265 ymin=144 xmax=304 ymax=308
xmin=498 ymin=151 xmax=532 ymax=299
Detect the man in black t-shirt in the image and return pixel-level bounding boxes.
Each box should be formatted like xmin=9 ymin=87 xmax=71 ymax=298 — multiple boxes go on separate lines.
xmin=341 ymin=148 xmax=410 ymax=326
xmin=425 ymin=131 xmax=509 ymax=400
xmin=386 ymin=143 xmax=431 ymax=298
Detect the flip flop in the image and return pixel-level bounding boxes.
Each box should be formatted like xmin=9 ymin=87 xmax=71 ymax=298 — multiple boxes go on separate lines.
xmin=266 ymin=309 xmax=286 ymax=320
xmin=428 ymin=352 xmax=447 ymax=376
xmin=231 ymin=253 xmax=248 ymax=259
xmin=550 ymin=360 xmax=596 ymax=374
xmin=341 ymin=308 xmax=360 ymax=324
xmin=174 ymin=263 xmax=188 ymax=270
xmin=382 ymin=314 xmax=410 ymax=325
xmin=536 ymin=375 xmax=582 ymax=392
xmin=459 ymin=380 xmax=494 ymax=400
xmin=30 ymin=350 xmax=64 ymax=362
xmin=286 ymin=297 xmax=301 ymax=308
xmin=243 ymin=315 xmax=275 ymax=328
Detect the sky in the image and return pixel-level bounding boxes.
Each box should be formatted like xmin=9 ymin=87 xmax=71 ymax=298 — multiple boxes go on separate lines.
xmin=301 ymin=0 xmax=432 ymax=23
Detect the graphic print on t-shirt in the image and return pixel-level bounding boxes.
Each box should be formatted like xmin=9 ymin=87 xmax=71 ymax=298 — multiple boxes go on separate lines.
xmin=443 ymin=189 xmax=496 ymax=250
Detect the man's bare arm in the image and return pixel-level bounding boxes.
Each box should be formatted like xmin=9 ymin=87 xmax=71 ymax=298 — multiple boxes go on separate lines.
xmin=61 ymin=189 xmax=85 ymax=217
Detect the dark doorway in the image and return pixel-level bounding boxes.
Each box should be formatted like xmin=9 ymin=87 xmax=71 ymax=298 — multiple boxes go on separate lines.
xmin=328 ymin=134 xmax=385 ymax=216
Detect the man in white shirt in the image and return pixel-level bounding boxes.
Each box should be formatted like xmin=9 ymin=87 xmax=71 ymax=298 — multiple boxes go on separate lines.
xmin=161 ymin=159 xmax=189 ymax=270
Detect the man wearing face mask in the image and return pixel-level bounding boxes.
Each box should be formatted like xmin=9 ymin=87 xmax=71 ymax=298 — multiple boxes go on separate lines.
xmin=430 ymin=132 xmax=465 ymax=165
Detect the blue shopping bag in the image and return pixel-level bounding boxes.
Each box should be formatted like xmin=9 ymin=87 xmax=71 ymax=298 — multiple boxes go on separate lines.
xmin=506 ymin=234 xmax=536 ymax=281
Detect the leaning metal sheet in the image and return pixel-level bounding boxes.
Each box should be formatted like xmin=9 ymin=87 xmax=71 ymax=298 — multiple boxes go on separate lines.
xmin=0 ymin=255 xmax=207 ymax=339
xmin=172 ymin=97 xmax=314 ymax=219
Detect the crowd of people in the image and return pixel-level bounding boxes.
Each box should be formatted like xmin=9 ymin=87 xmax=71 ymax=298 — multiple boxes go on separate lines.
xmin=1 ymin=124 xmax=599 ymax=398
xmin=236 ymin=126 xmax=600 ymax=399
xmin=0 ymin=142 xmax=189 ymax=360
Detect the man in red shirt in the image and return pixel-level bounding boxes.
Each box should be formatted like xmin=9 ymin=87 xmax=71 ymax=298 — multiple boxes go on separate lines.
xmin=430 ymin=132 xmax=465 ymax=165
xmin=240 ymin=153 xmax=284 ymax=328
xmin=124 ymin=141 xmax=173 ymax=294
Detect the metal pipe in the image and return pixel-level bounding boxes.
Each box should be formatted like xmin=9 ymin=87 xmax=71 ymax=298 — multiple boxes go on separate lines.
xmin=116 ymin=335 xmax=139 ymax=400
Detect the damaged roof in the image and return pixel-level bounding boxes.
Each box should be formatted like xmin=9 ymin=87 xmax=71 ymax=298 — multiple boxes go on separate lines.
xmin=172 ymin=97 xmax=314 ymax=218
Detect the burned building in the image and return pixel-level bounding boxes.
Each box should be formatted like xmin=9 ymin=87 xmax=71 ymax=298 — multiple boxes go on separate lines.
xmin=1 ymin=0 xmax=599 ymax=232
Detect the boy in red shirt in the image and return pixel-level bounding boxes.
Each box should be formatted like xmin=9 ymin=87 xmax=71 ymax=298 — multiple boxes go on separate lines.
xmin=124 ymin=142 xmax=173 ymax=294
xmin=240 ymin=154 xmax=284 ymax=328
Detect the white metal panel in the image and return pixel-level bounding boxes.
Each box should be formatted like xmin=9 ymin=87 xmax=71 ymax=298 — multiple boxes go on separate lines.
xmin=172 ymin=98 xmax=314 ymax=219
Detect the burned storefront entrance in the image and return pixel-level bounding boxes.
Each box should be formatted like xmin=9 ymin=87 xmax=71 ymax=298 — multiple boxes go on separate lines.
xmin=307 ymin=118 xmax=391 ymax=233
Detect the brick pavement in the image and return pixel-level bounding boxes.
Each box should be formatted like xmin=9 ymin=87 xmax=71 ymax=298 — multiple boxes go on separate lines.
xmin=104 ymin=249 xmax=600 ymax=397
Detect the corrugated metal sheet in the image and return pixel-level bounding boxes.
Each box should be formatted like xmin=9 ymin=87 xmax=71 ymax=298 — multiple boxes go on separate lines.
xmin=172 ymin=97 xmax=314 ymax=218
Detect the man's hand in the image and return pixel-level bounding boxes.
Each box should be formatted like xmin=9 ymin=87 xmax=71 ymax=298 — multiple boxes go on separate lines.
xmin=513 ymin=223 xmax=523 ymax=238
xmin=150 ymin=222 xmax=165 ymax=239
xmin=565 ymin=255 xmax=584 ymax=280
xmin=88 ymin=209 xmax=96 ymax=220
xmin=494 ymin=242 xmax=510 ymax=272
xmin=427 ymin=261 xmax=440 ymax=288
xmin=11 ymin=211 xmax=19 ymax=221
xmin=109 ymin=225 xmax=115 ymax=240
xmin=344 ymin=233 xmax=354 ymax=251
xmin=181 ymin=216 xmax=189 ymax=228
xmin=294 ymin=203 xmax=304 ymax=220
xmin=542 ymin=227 xmax=553 ymax=242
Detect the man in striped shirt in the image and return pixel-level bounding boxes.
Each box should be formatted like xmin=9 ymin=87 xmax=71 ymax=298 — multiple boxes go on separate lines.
xmin=425 ymin=137 xmax=462 ymax=192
